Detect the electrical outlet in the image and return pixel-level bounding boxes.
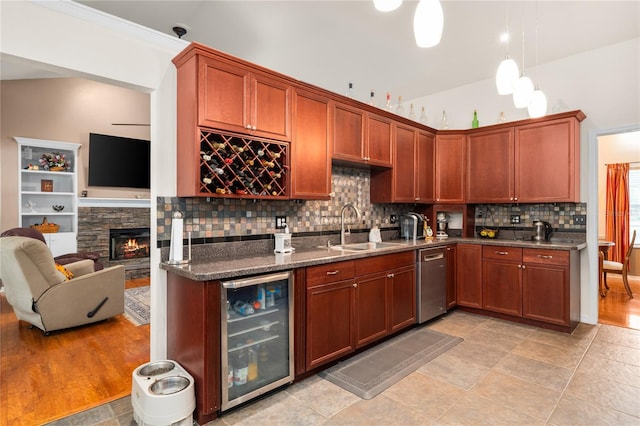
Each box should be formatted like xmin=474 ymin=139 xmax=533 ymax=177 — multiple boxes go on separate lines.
xmin=510 ymin=215 xmax=521 ymax=224
xmin=390 ymin=215 xmax=398 ymax=224
xmin=275 ymin=216 xmax=287 ymax=229
xmin=573 ymin=214 xmax=587 ymax=225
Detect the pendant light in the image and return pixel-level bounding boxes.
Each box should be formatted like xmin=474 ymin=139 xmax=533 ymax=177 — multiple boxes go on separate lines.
xmin=373 ymin=0 xmax=402 ymax=12
xmin=513 ymin=2 xmax=533 ymax=108
xmin=413 ymin=0 xmax=444 ymax=48
xmin=527 ymin=1 xmax=547 ymax=118
xmin=496 ymin=1 xmax=519 ymax=95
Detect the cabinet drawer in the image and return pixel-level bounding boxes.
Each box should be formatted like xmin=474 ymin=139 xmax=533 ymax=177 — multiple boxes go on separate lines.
xmin=306 ymin=261 xmax=355 ymax=287
xmin=482 ymin=246 xmax=522 ymax=261
xmin=523 ymin=249 xmax=569 ymax=266
xmin=355 ymin=251 xmax=415 ymax=276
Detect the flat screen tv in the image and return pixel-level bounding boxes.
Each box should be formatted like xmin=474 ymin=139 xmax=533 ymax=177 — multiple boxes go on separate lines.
xmin=88 ymin=133 xmax=150 ymax=189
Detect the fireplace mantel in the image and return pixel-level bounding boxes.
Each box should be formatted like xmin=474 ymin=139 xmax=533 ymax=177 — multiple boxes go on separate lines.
xmin=78 ymin=197 xmax=150 ymax=208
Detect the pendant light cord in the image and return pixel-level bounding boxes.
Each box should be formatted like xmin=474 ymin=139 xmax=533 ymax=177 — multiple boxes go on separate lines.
xmin=521 ymin=1 xmax=526 ymax=75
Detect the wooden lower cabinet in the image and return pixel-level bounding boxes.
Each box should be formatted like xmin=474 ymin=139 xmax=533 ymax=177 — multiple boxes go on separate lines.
xmin=482 ymin=246 xmax=523 ymax=317
xmin=306 ymin=278 xmax=356 ymax=370
xmin=456 ymin=244 xmax=482 ymax=308
xmin=522 ymin=248 xmax=572 ymax=326
xmin=305 ymin=251 xmax=415 ymax=370
xmin=445 ymin=246 xmax=456 ymax=309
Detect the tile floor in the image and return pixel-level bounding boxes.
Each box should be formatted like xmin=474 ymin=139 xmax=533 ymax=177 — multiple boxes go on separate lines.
xmin=47 ymin=311 xmax=640 ymax=425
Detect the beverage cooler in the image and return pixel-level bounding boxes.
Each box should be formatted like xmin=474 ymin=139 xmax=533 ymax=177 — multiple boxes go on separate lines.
xmin=220 ymin=271 xmax=294 ymax=411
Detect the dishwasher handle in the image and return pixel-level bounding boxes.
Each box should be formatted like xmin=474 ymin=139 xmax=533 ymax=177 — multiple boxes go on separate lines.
xmin=222 ymin=271 xmax=291 ymax=289
xmin=421 ymin=253 xmax=444 ymax=262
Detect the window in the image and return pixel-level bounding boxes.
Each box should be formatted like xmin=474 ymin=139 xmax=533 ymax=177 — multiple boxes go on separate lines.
xmin=630 ymin=165 xmax=640 ymax=246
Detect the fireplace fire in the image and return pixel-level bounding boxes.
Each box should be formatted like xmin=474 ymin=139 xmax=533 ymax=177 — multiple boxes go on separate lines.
xmin=110 ymin=228 xmax=150 ymax=261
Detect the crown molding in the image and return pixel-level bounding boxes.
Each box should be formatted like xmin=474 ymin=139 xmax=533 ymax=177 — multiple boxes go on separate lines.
xmin=32 ymin=0 xmax=188 ymax=54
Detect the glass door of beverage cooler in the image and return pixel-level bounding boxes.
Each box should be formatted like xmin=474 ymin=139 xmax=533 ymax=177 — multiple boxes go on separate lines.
xmin=220 ymin=271 xmax=294 ymax=411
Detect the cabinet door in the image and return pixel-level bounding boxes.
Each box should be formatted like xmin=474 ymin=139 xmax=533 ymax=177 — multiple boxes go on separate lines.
xmin=199 ymin=56 xmax=251 ymax=133
xmin=435 ymin=134 xmax=466 ymax=203
xmin=445 ymin=246 xmax=456 ymax=309
xmin=482 ymin=259 xmax=522 ymax=317
xmin=251 ymin=73 xmax=291 ymax=141
xmin=306 ymin=280 xmax=355 ymax=370
xmin=392 ymin=124 xmax=416 ymax=202
xmin=291 ymin=89 xmax=331 ymax=199
xmin=366 ymin=114 xmax=393 ymax=167
xmin=44 ymin=233 xmax=77 ymax=257
xmin=522 ymin=263 xmax=569 ymax=326
xmin=515 ymin=117 xmax=580 ymax=202
xmin=416 ymin=130 xmax=435 ymax=203
xmin=332 ymin=103 xmax=365 ymax=163
xmin=467 ymin=127 xmax=514 ymax=203
xmin=355 ymin=273 xmax=388 ymax=347
xmin=388 ymin=266 xmax=416 ymax=333
xmin=456 ymin=244 xmax=482 ymax=308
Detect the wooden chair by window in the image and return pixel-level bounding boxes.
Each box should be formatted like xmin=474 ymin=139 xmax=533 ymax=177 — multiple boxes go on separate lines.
xmin=603 ymin=230 xmax=636 ymax=298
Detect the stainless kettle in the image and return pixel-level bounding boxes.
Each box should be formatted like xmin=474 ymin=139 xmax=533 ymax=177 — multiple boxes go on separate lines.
xmin=532 ymin=220 xmax=553 ymax=241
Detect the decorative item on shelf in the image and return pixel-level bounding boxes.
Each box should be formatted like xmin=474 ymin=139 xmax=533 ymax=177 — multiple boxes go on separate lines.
xmin=419 ymin=107 xmax=427 ymax=124
xmin=385 ymin=92 xmax=392 ymax=111
xmin=396 ymin=96 xmax=405 ymax=116
xmin=479 ymin=227 xmax=499 ymax=239
xmin=345 ymin=82 xmax=355 ymax=98
xmin=408 ymin=104 xmax=416 ymax=121
xmin=31 ymin=217 xmax=59 ymax=233
xmin=440 ymin=110 xmax=449 ymax=130
xmin=368 ymin=90 xmax=376 ymax=107
xmin=41 ymin=179 xmax=53 ymax=192
xmin=39 ymin=152 xmax=70 ymax=171
xmin=471 ymin=110 xmax=479 ymax=128
xmin=497 ymin=111 xmax=507 ymax=123
xmin=52 ymin=205 xmax=64 ymax=212
xmin=25 ymin=200 xmax=37 ymax=212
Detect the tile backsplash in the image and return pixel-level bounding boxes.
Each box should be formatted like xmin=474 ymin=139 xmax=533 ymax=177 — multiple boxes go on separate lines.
xmin=157 ymin=165 xmax=587 ymax=243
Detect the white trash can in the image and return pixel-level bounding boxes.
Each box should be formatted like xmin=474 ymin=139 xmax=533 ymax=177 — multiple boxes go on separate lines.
xmin=132 ymin=360 xmax=195 ymax=426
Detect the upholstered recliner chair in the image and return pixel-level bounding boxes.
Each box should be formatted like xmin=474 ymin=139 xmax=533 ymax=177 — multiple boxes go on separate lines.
xmin=0 ymin=236 xmax=125 ymax=334
xmin=0 ymin=227 xmax=104 ymax=271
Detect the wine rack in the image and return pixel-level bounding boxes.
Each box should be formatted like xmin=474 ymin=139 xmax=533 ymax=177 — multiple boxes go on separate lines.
xmin=199 ymin=130 xmax=289 ymax=199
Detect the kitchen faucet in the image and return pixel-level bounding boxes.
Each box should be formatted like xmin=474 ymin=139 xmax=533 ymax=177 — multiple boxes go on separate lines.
xmin=340 ymin=203 xmax=362 ymax=246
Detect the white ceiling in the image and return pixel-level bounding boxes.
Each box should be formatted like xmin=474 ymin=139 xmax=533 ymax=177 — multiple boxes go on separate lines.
xmin=3 ymin=1 xmax=639 ymax=103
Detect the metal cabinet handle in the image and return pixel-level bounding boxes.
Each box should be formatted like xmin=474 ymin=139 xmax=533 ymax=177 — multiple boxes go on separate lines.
xmin=522 ymin=265 xmax=526 ymax=269
xmin=353 ymin=283 xmax=358 ymax=288
xmin=495 ymin=251 xmax=509 ymax=255
xmin=326 ymin=270 xmax=339 ymax=275
xmin=537 ymin=255 xmax=553 ymax=259
xmin=387 ymin=273 xmax=395 ymax=279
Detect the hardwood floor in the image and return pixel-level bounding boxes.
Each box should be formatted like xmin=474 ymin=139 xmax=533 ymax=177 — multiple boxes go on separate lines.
xmin=598 ymin=274 xmax=640 ymax=330
xmin=0 ymin=277 xmax=150 ymax=426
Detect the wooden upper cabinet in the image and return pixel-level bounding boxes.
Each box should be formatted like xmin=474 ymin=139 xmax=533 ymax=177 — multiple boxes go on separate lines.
xmin=365 ymin=113 xmax=393 ymax=167
xmin=435 ymin=133 xmax=466 ymax=203
xmin=332 ymin=103 xmax=365 ymax=162
xmin=332 ymin=105 xmax=392 ymax=168
xmin=466 ymin=110 xmax=584 ymax=203
xmin=199 ymin=56 xmax=291 ymax=141
xmin=391 ymin=124 xmax=417 ymax=202
xmin=416 ymin=130 xmax=435 ymax=202
xmin=291 ymin=88 xmax=331 ymax=199
xmin=514 ymin=115 xmax=582 ymax=202
xmin=467 ymin=127 xmax=515 ymax=203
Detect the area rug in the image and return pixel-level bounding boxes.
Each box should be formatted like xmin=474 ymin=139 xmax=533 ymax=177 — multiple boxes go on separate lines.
xmin=319 ymin=327 xmax=462 ymax=399
xmin=124 ymin=286 xmax=150 ymax=326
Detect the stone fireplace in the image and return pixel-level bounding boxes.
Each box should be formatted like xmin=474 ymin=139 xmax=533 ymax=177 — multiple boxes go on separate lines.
xmin=78 ymin=204 xmax=151 ymax=279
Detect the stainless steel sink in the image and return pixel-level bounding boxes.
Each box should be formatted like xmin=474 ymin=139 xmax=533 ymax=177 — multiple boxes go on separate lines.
xmin=328 ymin=242 xmax=406 ymax=252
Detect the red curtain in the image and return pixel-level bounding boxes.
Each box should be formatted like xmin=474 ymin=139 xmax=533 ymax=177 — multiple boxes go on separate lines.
xmin=605 ymin=163 xmax=630 ymax=262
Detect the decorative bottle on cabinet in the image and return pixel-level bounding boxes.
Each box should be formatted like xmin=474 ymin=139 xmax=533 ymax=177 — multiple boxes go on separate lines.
xmin=472 ymin=110 xmax=479 ymax=128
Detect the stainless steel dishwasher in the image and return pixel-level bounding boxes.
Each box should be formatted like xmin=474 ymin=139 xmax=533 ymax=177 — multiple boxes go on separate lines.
xmin=417 ymin=247 xmax=447 ymax=323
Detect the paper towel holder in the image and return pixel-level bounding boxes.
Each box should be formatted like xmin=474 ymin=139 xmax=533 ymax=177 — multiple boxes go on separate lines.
xmin=168 ymin=211 xmax=192 ymax=265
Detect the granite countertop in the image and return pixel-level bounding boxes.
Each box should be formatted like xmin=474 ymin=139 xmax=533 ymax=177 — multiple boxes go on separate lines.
xmin=160 ymin=237 xmax=586 ymax=282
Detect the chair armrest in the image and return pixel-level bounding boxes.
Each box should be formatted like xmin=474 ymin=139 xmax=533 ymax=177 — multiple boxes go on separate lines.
xmin=63 ymin=259 xmax=95 ymax=277
xmin=35 ymin=265 xmax=125 ymax=332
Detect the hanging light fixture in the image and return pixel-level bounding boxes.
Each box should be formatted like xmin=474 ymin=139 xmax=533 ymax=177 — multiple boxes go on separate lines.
xmin=513 ymin=2 xmax=533 ymax=108
xmin=373 ymin=0 xmax=402 ymax=12
xmin=496 ymin=1 xmax=519 ymax=95
xmin=413 ymin=0 xmax=444 ymax=48
xmin=527 ymin=1 xmax=547 ymax=118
